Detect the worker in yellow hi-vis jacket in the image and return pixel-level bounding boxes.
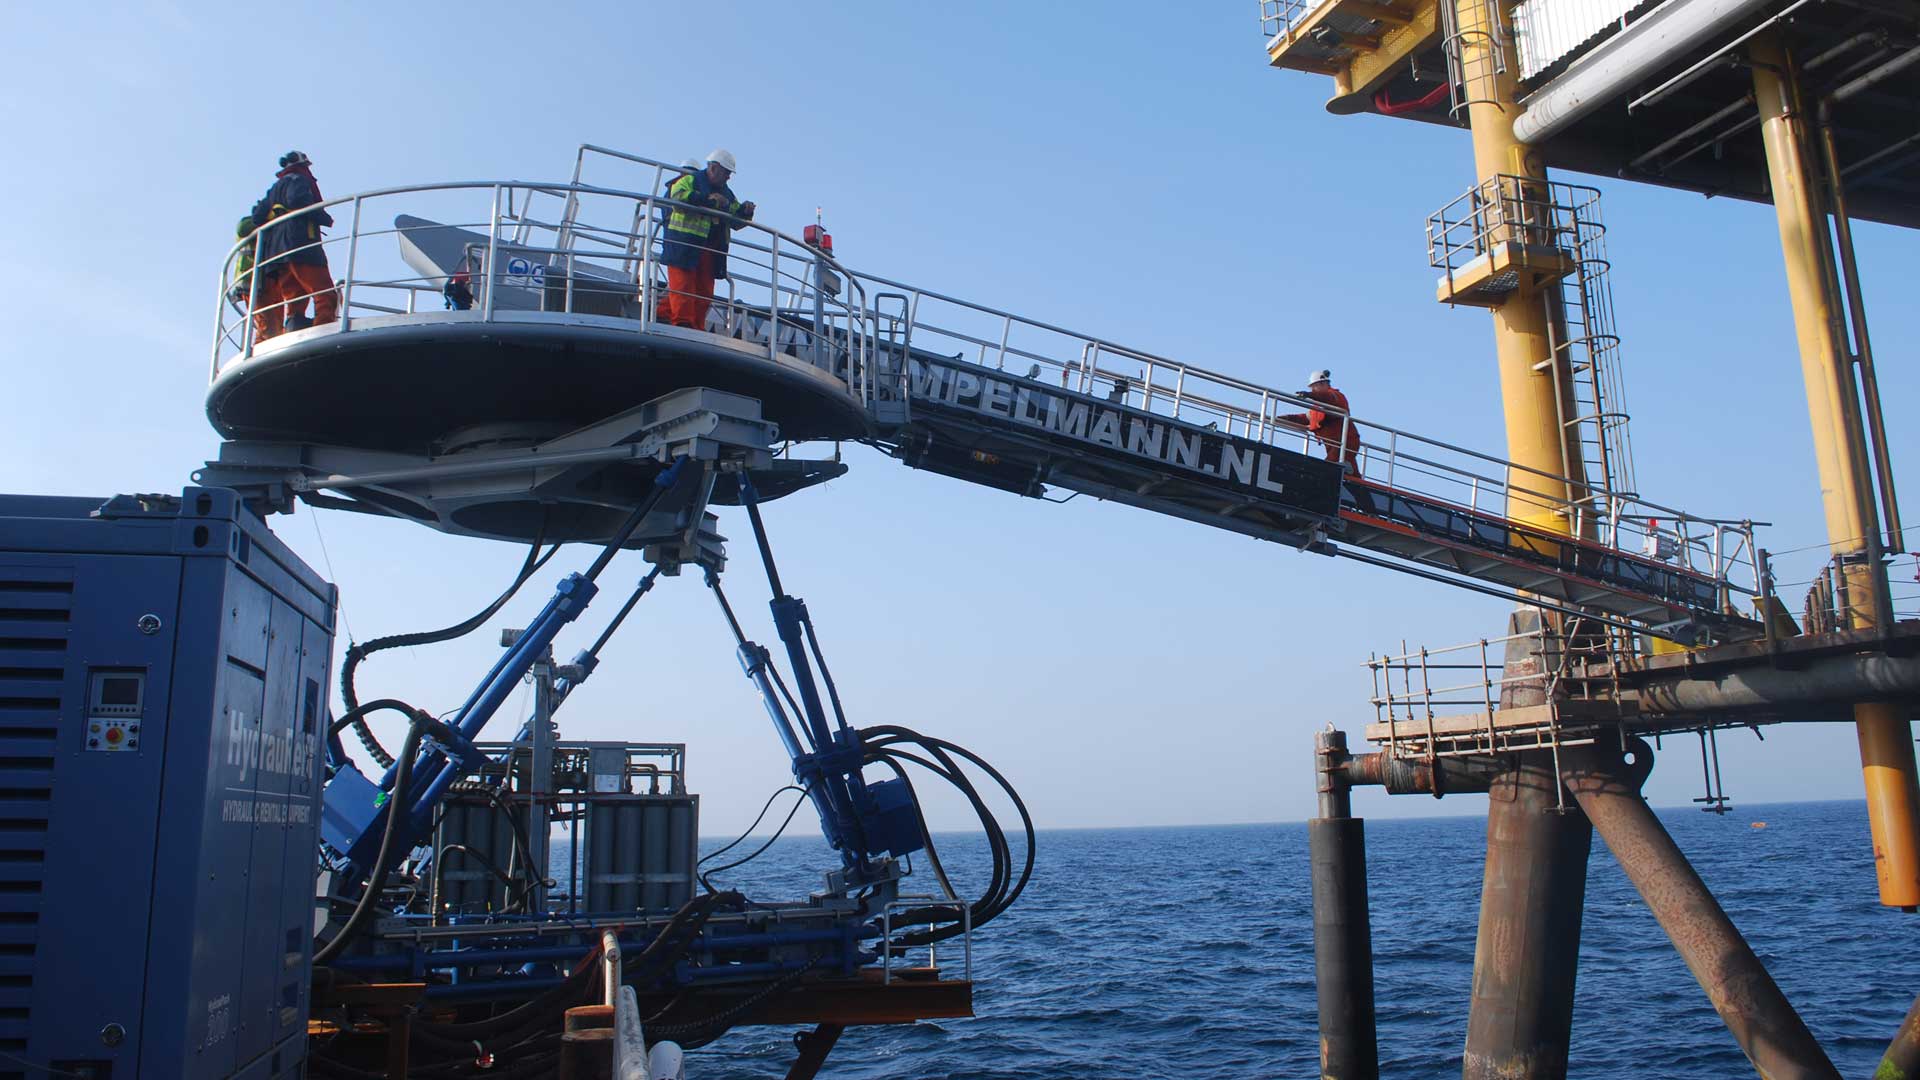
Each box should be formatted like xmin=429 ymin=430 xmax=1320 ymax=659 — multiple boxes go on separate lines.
xmin=658 ymin=149 xmax=755 ymax=330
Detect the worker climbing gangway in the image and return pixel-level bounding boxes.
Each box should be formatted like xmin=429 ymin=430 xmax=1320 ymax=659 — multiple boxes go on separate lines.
xmin=206 ymin=146 xmax=1764 ymax=641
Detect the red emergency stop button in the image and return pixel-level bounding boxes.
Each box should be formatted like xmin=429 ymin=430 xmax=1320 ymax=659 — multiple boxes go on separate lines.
xmin=105 ymin=727 xmax=123 ymax=745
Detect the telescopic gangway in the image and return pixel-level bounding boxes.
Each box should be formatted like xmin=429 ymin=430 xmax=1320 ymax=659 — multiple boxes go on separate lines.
xmin=200 ymin=146 xmax=1764 ymax=643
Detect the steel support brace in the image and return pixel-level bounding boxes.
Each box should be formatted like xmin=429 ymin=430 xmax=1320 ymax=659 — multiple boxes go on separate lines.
xmin=1462 ymin=757 xmax=1592 ymax=1080
xmin=1560 ymin=739 xmax=1840 ymax=1079
xmin=1877 ymin=991 xmax=1920 ymax=1080
xmin=785 ymin=1023 xmax=846 ymax=1080
xmin=1312 ymin=730 xmax=1379 ymax=1080
xmin=1751 ymin=30 xmax=1920 ymax=910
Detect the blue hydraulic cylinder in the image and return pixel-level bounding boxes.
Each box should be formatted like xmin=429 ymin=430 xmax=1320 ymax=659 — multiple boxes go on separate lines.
xmin=325 ymin=460 xmax=686 ymax=885
xmin=327 ymin=572 xmax=599 ymax=875
xmin=403 ymin=573 xmax=599 ymax=838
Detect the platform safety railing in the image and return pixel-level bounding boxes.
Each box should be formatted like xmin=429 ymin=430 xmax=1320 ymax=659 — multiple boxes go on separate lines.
xmin=211 ymin=177 xmax=884 ymax=415
xmin=877 ymin=897 xmax=971 ymax=986
xmin=1366 ymin=621 xmax=1635 ymax=759
xmin=212 ymin=166 xmax=1759 ymax=607
xmin=1260 ymin=0 xmax=1322 ymax=40
xmin=847 ymin=261 xmax=1760 ymax=605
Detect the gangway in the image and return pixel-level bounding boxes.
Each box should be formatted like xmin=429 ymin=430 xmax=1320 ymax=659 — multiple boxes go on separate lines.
xmin=201 ymin=146 xmax=1763 ymax=641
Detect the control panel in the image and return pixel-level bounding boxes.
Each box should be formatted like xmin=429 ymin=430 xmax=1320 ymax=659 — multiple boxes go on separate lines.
xmin=86 ymin=669 xmax=145 ymax=752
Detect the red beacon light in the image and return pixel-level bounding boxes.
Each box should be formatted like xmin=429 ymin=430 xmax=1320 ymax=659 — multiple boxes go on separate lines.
xmin=805 ymin=206 xmax=834 ymax=255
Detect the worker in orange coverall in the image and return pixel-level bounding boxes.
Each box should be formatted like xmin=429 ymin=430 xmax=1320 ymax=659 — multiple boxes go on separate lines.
xmin=250 ymin=150 xmax=338 ymax=339
xmin=1278 ymin=368 xmax=1362 ymax=471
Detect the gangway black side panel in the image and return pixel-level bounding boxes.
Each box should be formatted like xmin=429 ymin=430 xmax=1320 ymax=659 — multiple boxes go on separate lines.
xmin=894 ymin=353 xmax=1345 ymax=530
xmin=882 ymin=351 xmax=1748 ymax=635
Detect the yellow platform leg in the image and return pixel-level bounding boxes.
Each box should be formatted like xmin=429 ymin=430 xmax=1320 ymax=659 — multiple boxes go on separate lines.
xmin=1752 ymin=32 xmax=1920 ymax=910
xmin=1451 ymin=0 xmax=1583 ymax=543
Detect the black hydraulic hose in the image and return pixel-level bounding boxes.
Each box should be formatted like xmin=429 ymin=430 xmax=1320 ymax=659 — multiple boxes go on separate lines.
xmin=327 ymin=698 xmax=424 ymax=739
xmin=698 ymin=792 xmax=809 ymax=893
xmin=340 ymin=531 xmax=555 ymax=767
xmin=445 ymin=780 xmax=538 ymax=913
xmin=698 ymin=785 xmax=805 ymax=870
xmin=870 ymin=757 xmax=959 ymax=904
xmin=314 ymin=718 xmax=426 ymax=967
xmin=800 ymin=612 xmax=849 ymax=731
xmin=860 ymin=726 xmax=1036 ymax=941
xmin=904 ymin=732 xmax=1034 ymax=916
xmin=879 ymin=742 xmax=1011 ymax=922
xmin=429 ymin=843 xmax=519 ymax=904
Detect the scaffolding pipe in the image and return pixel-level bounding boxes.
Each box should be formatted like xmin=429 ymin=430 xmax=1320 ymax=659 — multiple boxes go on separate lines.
xmin=1311 ymin=729 xmax=1379 ymax=1080
xmin=1559 ymin=739 xmax=1840 ymax=1079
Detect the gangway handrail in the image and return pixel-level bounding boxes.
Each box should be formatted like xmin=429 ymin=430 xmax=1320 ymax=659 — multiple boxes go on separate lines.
xmin=845 ymin=267 xmax=1759 ymax=596
xmin=213 ymin=177 xmax=882 ymax=408
xmin=210 ymin=167 xmax=1761 ymax=608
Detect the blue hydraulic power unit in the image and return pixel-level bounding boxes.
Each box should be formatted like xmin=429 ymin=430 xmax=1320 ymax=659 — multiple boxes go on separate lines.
xmin=0 ymin=488 xmax=333 ymax=1079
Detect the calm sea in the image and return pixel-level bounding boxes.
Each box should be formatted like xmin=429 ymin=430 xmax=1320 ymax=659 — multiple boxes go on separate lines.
xmin=625 ymin=800 xmax=1914 ymax=1078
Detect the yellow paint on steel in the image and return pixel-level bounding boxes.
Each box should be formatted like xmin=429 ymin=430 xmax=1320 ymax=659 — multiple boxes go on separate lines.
xmin=1752 ymin=32 xmax=1920 ymax=910
xmin=1263 ymin=0 xmax=1442 ymax=115
xmin=1450 ymin=0 xmax=1582 ymax=547
xmin=1329 ymin=1 xmax=1441 ymax=114
xmin=1434 ymin=241 xmax=1577 ymax=307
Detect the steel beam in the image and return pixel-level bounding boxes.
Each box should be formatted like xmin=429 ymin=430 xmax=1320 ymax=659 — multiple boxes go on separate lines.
xmin=1560 ymin=738 xmax=1840 ymax=1079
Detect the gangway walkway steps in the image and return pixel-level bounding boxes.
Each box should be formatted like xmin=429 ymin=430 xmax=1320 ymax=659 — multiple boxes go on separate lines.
xmin=200 ymin=150 xmax=1764 ymax=644
xmin=875 ymin=346 xmax=1758 ymax=640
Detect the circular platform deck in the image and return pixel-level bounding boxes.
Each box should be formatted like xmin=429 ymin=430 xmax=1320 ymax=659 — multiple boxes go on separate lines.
xmin=208 ymin=311 xmax=872 ymax=456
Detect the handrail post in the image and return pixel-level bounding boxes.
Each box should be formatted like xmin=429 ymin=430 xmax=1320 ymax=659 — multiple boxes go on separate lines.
xmin=812 ymin=250 xmax=826 ymax=371
xmin=481 ymin=184 xmax=503 ymax=320
xmin=996 ymin=315 xmax=1012 ymax=371
xmin=210 ymin=253 xmax=232 ymax=382
xmin=640 ymin=196 xmax=657 ymax=325
xmin=769 ymin=235 xmax=780 ymax=363
xmin=242 ymin=228 xmax=266 ymax=360
xmin=339 ymin=195 xmax=363 ymax=333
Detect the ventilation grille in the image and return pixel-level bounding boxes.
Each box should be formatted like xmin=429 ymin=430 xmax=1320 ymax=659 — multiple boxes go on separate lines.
xmin=0 ymin=574 xmax=68 ymax=1056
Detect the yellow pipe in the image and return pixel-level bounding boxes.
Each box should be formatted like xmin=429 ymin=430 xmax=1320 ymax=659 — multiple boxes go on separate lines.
xmin=1451 ymin=0 xmax=1582 ymax=542
xmin=1752 ymin=32 xmax=1920 ymax=910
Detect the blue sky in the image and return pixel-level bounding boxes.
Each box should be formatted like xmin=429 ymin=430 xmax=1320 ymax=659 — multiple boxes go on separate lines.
xmin=0 ymin=2 xmax=1913 ymax=837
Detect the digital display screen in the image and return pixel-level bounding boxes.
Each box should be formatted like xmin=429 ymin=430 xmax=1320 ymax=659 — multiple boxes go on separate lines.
xmin=99 ymin=677 xmax=140 ymax=707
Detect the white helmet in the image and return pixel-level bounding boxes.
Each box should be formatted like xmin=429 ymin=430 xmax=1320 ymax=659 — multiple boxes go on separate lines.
xmin=1308 ymin=368 xmax=1332 ymax=385
xmin=680 ymin=158 xmax=700 ymax=171
xmin=705 ymin=148 xmax=738 ymax=174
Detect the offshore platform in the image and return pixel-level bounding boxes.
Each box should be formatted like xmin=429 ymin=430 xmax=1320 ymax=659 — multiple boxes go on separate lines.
xmin=0 ymin=1 xmax=1912 ymax=1076
xmin=1258 ymin=0 xmax=1920 ymax=1075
